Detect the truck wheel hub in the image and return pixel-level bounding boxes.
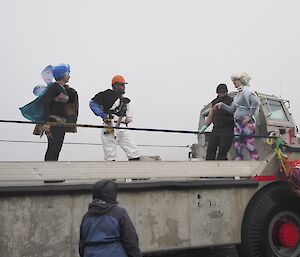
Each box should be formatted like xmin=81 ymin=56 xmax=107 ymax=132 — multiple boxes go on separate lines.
xmin=278 ymin=222 xmax=299 ymax=248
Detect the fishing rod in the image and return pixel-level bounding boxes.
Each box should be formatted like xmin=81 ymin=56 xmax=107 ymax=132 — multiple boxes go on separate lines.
xmin=0 ymin=119 xmax=278 ymax=138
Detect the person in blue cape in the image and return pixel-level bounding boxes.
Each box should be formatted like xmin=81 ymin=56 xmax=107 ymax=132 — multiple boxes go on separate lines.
xmin=79 ymin=180 xmax=142 ymax=257
xmin=20 ymin=64 xmax=71 ymax=161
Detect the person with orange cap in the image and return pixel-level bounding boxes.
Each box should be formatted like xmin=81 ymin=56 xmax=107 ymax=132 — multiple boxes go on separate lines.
xmin=89 ymin=75 xmax=140 ymax=161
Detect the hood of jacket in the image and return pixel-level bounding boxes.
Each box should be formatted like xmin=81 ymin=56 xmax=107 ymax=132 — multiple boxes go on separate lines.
xmin=92 ymin=180 xmax=118 ymax=204
xmin=88 ymin=199 xmax=117 ymax=215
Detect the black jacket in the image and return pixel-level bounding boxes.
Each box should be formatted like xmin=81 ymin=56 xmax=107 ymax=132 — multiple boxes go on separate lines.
xmin=211 ymin=95 xmax=234 ymax=130
xmin=64 ymin=85 xmax=79 ymax=133
xmin=92 ymin=89 xmax=120 ymax=114
xmin=42 ymin=82 xmax=69 ymax=122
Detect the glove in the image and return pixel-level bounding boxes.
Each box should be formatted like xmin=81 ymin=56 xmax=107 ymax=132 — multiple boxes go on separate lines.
xmin=198 ymin=124 xmax=208 ymax=134
xmin=103 ymin=118 xmax=112 ymax=125
xmin=121 ymin=116 xmax=132 ymax=124
xmin=39 ymin=124 xmax=52 ymax=138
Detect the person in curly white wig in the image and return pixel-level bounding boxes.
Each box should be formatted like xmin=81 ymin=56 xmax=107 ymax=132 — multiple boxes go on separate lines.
xmin=213 ymin=72 xmax=260 ymax=160
xmin=231 ymin=72 xmax=252 ymax=88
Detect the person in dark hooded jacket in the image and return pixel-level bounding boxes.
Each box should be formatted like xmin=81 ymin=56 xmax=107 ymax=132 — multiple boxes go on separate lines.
xmin=79 ymin=180 xmax=142 ymax=257
xmin=198 ymin=84 xmax=234 ymax=160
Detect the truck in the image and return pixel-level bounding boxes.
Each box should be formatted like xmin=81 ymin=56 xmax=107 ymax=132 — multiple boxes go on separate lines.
xmin=0 ymin=92 xmax=299 ymax=257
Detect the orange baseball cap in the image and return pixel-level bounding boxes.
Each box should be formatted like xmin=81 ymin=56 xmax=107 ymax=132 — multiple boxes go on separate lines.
xmin=112 ymin=75 xmax=128 ymax=85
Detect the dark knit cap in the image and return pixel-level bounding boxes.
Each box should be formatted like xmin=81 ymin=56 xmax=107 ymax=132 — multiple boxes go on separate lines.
xmin=216 ymin=84 xmax=228 ymax=93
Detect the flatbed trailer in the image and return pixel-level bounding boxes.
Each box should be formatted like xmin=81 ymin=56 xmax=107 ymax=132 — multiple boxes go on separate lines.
xmin=1 ymin=92 xmax=300 ymax=257
xmin=0 ymin=160 xmax=266 ymax=257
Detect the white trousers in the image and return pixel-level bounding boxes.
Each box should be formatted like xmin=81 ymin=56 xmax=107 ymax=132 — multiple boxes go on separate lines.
xmin=101 ymin=128 xmax=140 ymax=161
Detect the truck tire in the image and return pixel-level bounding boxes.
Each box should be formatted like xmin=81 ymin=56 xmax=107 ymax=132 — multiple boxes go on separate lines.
xmin=239 ymin=181 xmax=300 ymax=257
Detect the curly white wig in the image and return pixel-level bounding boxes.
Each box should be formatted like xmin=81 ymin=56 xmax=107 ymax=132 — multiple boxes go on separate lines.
xmin=231 ymin=72 xmax=251 ymax=85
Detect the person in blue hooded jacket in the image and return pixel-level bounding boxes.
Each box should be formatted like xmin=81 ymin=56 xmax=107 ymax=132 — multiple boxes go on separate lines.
xmin=79 ymin=180 xmax=142 ymax=257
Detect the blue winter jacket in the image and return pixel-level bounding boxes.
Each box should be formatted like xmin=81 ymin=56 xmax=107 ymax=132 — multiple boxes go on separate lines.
xmin=79 ymin=200 xmax=142 ymax=257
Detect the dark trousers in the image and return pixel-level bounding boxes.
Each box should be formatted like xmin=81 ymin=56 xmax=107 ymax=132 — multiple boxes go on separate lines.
xmin=45 ymin=125 xmax=66 ymax=161
xmin=206 ymin=128 xmax=234 ymax=160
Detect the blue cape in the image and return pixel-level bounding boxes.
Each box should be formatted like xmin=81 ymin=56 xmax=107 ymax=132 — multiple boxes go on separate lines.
xmin=19 ymin=83 xmax=53 ymax=123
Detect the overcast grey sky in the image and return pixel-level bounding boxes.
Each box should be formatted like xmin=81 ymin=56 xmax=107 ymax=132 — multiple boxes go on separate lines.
xmin=0 ymin=0 xmax=300 ymax=161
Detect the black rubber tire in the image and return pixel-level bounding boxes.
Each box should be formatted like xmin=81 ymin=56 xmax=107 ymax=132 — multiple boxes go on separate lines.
xmin=238 ymin=181 xmax=300 ymax=257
